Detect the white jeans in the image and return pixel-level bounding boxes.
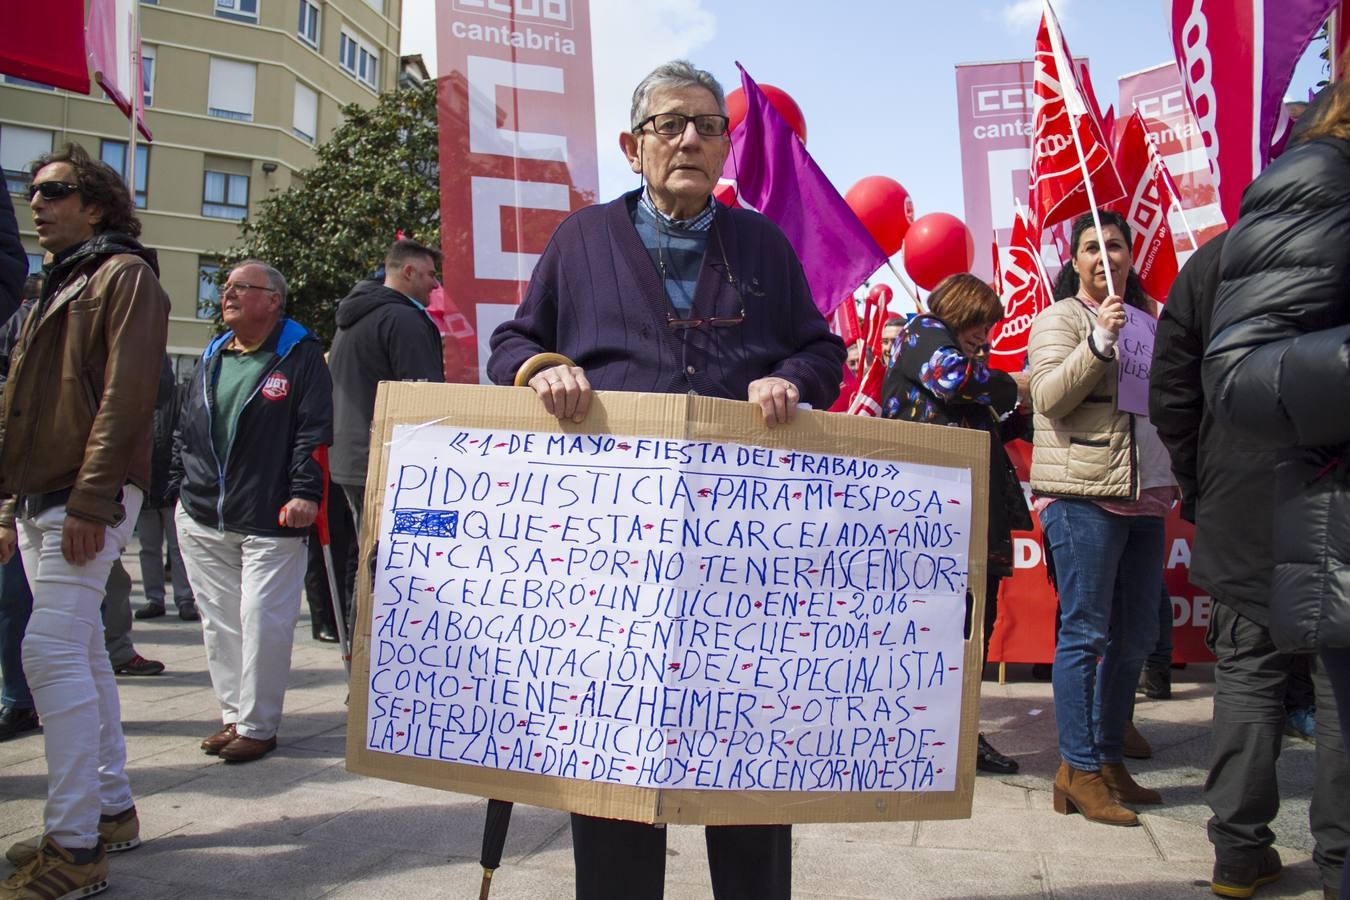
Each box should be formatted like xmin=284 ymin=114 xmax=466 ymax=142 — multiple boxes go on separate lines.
xmin=174 ymin=508 xmax=306 ymax=740
xmin=18 ymin=486 xmax=142 ymax=849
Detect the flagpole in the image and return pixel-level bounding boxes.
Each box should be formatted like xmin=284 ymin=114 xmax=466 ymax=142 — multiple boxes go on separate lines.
xmin=127 ymin=2 xmax=139 ymax=203
xmin=884 ymin=259 xmax=925 ymax=312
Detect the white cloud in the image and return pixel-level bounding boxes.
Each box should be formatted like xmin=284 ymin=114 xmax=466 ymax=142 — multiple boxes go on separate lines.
xmin=1001 ymin=0 xmax=1069 ymax=32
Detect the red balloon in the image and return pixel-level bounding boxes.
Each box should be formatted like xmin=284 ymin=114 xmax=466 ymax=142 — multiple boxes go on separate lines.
xmin=845 ymin=176 xmax=914 ymax=257
xmin=902 ymin=213 xmax=976 ymax=291
xmin=726 ymin=85 xmax=807 ymax=145
xmin=712 ymin=182 xmax=738 ymax=207
xmin=866 ymin=284 xmax=894 ymax=307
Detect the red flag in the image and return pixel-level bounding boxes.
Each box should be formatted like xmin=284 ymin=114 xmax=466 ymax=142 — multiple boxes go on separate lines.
xmin=989 ymin=212 xmax=1053 ymax=373
xmin=1029 ymin=3 xmax=1125 ymax=231
xmin=991 ymin=238 xmax=1004 ymax=297
xmin=0 ymin=0 xmax=89 ymax=93
xmin=846 ymin=290 xmax=888 ymax=416
xmin=1111 ymin=112 xmax=1181 ymax=301
xmin=87 ymin=0 xmax=153 ymax=141
xmin=831 ymin=296 xmax=862 ymax=347
xmin=310 ymin=446 xmax=332 ymax=546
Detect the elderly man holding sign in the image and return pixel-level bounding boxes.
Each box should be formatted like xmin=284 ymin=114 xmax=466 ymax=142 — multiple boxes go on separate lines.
xmin=488 ymin=58 xmax=845 ymax=900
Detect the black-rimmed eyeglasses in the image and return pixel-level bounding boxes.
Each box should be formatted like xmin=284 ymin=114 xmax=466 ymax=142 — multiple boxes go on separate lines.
xmin=27 ymin=181 xmax=81 ymax=202
xmin=636 ymin=113 xmax=730 ymax=138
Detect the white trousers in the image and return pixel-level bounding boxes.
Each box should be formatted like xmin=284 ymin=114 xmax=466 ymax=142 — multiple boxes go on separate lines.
xmin=18 ymin=486 xmax=142 ymax=849
xmin=175 ymin=508 xmax=306 ymax=740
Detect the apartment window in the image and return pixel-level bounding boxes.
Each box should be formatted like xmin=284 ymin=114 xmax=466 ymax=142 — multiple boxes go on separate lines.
xmin=26 ymin=254 xmax=43 ymax=276
xmin=141 ymin=45 xmax=155 ymax=107
xmin=207 ymin=58 xmax=256 ymax=122
xmin=215 ymin=0 xmax=259 ymax=23
xmin=202 ymin=170 xmax=249 ymax=220
xmin=293 ymin=82 xmax=318 ymax=143
xmin=298 ymin=0 xmax=320 ymax=48
xmin=2 ymin=76 xmax=54 ymax=91
xmin=99 ymin=140 xmax=149 ymax=208
xmin=338 ymin=29 xmax=378 ymax=90
xmin=197 ymin=262 xmax=220 ymax=319
xmin=0 ymin=125 xmax=53 ymax=195
xmin=364 ymin=0 xmax=381 ymax=11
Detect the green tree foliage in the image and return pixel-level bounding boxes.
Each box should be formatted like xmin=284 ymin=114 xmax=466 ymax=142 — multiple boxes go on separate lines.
xmin=221 ymin=80 xmax=439 ymax=343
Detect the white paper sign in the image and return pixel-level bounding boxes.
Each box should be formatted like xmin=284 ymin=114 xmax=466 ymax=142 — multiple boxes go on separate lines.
xmin=365 ymin=425 xmax=973 ymax=792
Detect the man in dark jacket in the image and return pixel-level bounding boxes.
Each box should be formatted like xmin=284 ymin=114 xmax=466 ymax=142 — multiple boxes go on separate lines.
xmin=0 ymin=143 xmax=168 ymax=896
xmin=1151 ymin=234 xmax=1349 ymax=898
xmin=174 ymin=259 xmax=332 ymax=764
xmin=328 ymin=238 xmax=444 ymax=535
xmin=132 ymin=359 xmax=196 ymax=621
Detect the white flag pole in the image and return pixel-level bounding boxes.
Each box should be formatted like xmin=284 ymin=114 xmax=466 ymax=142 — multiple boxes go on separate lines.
xmin=126 ymin=3 xmax=139 ymax=204
xmin=884 ymin=259 xmax=925 ymax=312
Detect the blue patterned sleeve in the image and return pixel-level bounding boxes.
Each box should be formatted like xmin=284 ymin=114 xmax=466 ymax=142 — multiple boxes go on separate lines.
xmin=918 ymin=347 xmax=1017 ymax=412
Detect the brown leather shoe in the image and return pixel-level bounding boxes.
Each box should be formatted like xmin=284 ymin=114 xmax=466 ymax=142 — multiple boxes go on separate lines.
xmin=1124 ymin=720 xmax=1153 ymax=759
xmin=1052 ymin=762 xmax=1139 ymax=826
xmin=1101 ymin=762 xmax=1162 ymax=805
xmin=200 ymin=724 xmax=237 ymax=755
xmin=218 ymin=735 xmax=277 ymax=763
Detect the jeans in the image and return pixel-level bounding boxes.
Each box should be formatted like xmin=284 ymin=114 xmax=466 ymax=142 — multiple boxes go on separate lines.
xmin=1040 ymin=500 xmax=1164 ymax=770
xmin=100 ymin=559 xmax=135 ymax=668
xmin=1146 ymin=582 xmax=1174 ymax=672
xmin=18 ymin=487 xmax=142 ymax=848
xmin=136 ymin=504 xmax=193 ymax=609
xmin=0 ymin=551 xmax=34 ymax=709
xmin=175 ymin=507 xmax=307 ymax=739
xmin=1321 ymin=644 xmax=1350 ymax=899
xmin=1204 ymin=603 xmax=1349 ymax=889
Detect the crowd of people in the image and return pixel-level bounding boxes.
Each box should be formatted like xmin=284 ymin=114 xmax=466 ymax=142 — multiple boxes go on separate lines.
xmin=0 ymin=57 xmax=1344 ymax=900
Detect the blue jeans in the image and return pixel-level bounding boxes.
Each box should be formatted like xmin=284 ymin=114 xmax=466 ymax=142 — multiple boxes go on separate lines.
xmin=0 ymin=551 xmax=34 ymax=709
xmin=1146 ymin=582 xmax=1173 ymax=672
xmin=1041 ymin=500 xmax=1165 ymax=770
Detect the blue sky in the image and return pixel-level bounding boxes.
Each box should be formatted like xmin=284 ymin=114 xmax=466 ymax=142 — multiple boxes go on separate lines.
xmin=401 ymin=0 xmax=1329 ymax=298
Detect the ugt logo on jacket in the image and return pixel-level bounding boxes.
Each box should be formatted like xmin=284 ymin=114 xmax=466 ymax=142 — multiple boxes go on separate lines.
xmin=261 ymin=372 xmax=290 ymax=401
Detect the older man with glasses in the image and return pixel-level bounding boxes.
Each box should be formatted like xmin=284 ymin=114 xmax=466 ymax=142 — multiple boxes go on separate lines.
xmin=172 ymin=259 xmax=332 ymax=764
xmin=487 ymin=59 xmax=845 ymax=900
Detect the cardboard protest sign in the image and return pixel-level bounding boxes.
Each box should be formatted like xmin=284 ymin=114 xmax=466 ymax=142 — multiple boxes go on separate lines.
xmin=346 ymin=383 xmax=990 ymax=825
xmin=1116 ymin=306 xmax=1156 ymax=415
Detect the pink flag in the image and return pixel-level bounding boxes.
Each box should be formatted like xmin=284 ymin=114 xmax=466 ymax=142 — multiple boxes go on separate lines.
xmin=1111 ymin=111 xmax=1181 ymax=302
xmin=87 ymin=0 xmax=153 ymax=141
xmin=0 ymin=0 xmax=89 ymax=93
xmin=989 ymin=211 xmax=1052 ymax=373
xmin=719 ymin=64 xmax=888 ymax=319
xmin=1029 ymin=3 xmax=1125 ymax=231
xmin=1168 ymin=0 xmax=1337 ymax=225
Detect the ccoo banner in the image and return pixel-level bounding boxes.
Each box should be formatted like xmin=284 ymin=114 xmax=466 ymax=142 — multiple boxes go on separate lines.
xmin=435 ymin=0 xmax=600 ymax=384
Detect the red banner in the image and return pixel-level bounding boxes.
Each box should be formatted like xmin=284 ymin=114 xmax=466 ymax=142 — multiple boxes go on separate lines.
xmin=989 ymin=441 xmax=1214 ymax=665
xmin=0 ymin=0 xmax=89 ymax=93
xmin=1111 ymin=111 xmax=1180 ymax=302
xmin=435 ymin=0 xmax=600 ymax=384
xmin=1029 ymin=6 xmax=1125 ymax=231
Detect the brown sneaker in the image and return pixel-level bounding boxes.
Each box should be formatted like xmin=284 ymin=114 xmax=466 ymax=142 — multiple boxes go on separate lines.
xmin=6 ymin=805 xmax=139 ymax=868
xmin=0 ymin=836 xmax=108 ymax=898
xmin=218 ymin=735 xmax=277 ymax=763
xmin=200 ymin=723 xmax=238 ymax=755
xmin=1211 ymin=847 xmax=1281 ymax=898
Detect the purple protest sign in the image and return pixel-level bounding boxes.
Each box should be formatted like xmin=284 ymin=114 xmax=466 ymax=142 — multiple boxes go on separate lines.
xmin=1116 ymin=305 xmax=1156 ymax=415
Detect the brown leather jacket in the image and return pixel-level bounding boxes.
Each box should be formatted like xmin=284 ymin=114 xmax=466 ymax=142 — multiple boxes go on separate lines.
xmin=0 ymin=233 xmax=170 ymax=527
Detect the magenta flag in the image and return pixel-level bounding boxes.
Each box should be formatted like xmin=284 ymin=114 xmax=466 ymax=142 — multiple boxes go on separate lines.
xmin=718 ymin=64 xmax=887 ymax=319
xmin=1169 ymin=0 xmax=1336 ymax=226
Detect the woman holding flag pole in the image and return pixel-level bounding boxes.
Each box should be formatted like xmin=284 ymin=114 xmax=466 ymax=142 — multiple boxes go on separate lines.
xmin=1027 ymin=209 xmax=1175 ymax=827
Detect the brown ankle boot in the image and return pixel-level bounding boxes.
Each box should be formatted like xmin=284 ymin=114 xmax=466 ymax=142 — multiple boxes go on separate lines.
xmin=1100 ymin=762 xmax=1162 ymax=805
xmin=1053 ymin=762 xmax=1139 ymax=826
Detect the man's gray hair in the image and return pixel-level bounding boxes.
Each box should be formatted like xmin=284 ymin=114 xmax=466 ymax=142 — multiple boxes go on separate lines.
xmin=233 ymin=259 xmax=288 ymax=311
xmin=629 ymin=60 xmax=726 ymax=130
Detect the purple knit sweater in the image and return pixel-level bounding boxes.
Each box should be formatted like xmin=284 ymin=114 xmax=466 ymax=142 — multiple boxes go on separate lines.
xmin=487 ymin=189 xmax=846 ymax=408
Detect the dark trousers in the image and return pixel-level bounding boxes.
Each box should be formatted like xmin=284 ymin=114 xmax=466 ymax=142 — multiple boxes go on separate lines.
xmin=1203 ymin=603 xmax=1350 ymax=890
xmin=570 ymin=814 xmax=791 ymax=900
xmin=302 ymin=479 xmax=357 ymax=635
xmin=0 ymin=551 xmax=34 ymax=709
xmin=1321 ymin=644 xmax=1350 ymax=899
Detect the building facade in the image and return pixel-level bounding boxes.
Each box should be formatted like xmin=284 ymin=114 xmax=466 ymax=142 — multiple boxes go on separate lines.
xmin=0 ymin=0 xmax=403 ymax=368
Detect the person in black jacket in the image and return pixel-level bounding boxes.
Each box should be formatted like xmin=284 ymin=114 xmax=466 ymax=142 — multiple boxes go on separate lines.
xmin=328 ymin=238 xmax=444 ymax=536
xmin=1204 ymin=81 xmax=1350 ymax=900
xmin=0 ymin=188 xmax=26 ymax=324
xmin=1151 ymin=234 xmax=1349 ymax=898
xmin=173 ymin=259 xmax=332 ymax=764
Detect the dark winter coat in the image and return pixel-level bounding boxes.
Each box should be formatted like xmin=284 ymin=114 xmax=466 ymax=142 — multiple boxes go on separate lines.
xmin=1204 ymin=136 xmax=1350 ymax=650
xmin=328 ymin=280 xmax=443 ymax=488
xmin=174 ymin=319 xmax=332 ymax=537
xmin=0 ymin=188 xmax=25 ymax=325
xmin=1150 ymin=233 xmax=1277 ymax=626
xmin=880 ymin=314 xmax=1031 ymax=577
xmin=145 ymin=357 xmax=181 ymax=509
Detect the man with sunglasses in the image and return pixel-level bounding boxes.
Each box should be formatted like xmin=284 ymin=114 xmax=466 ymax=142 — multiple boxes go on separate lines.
xmin=173 ymin=260 xmax=332 ymax=766
xmin=0 ymin=143 xmax=168 ymax=898
xmin=488 ymin=60 xmax=844 ymax=900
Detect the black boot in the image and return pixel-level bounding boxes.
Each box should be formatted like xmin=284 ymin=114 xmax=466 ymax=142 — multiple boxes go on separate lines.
xmin=976 ymin=733 xmax=1019 ymax=774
